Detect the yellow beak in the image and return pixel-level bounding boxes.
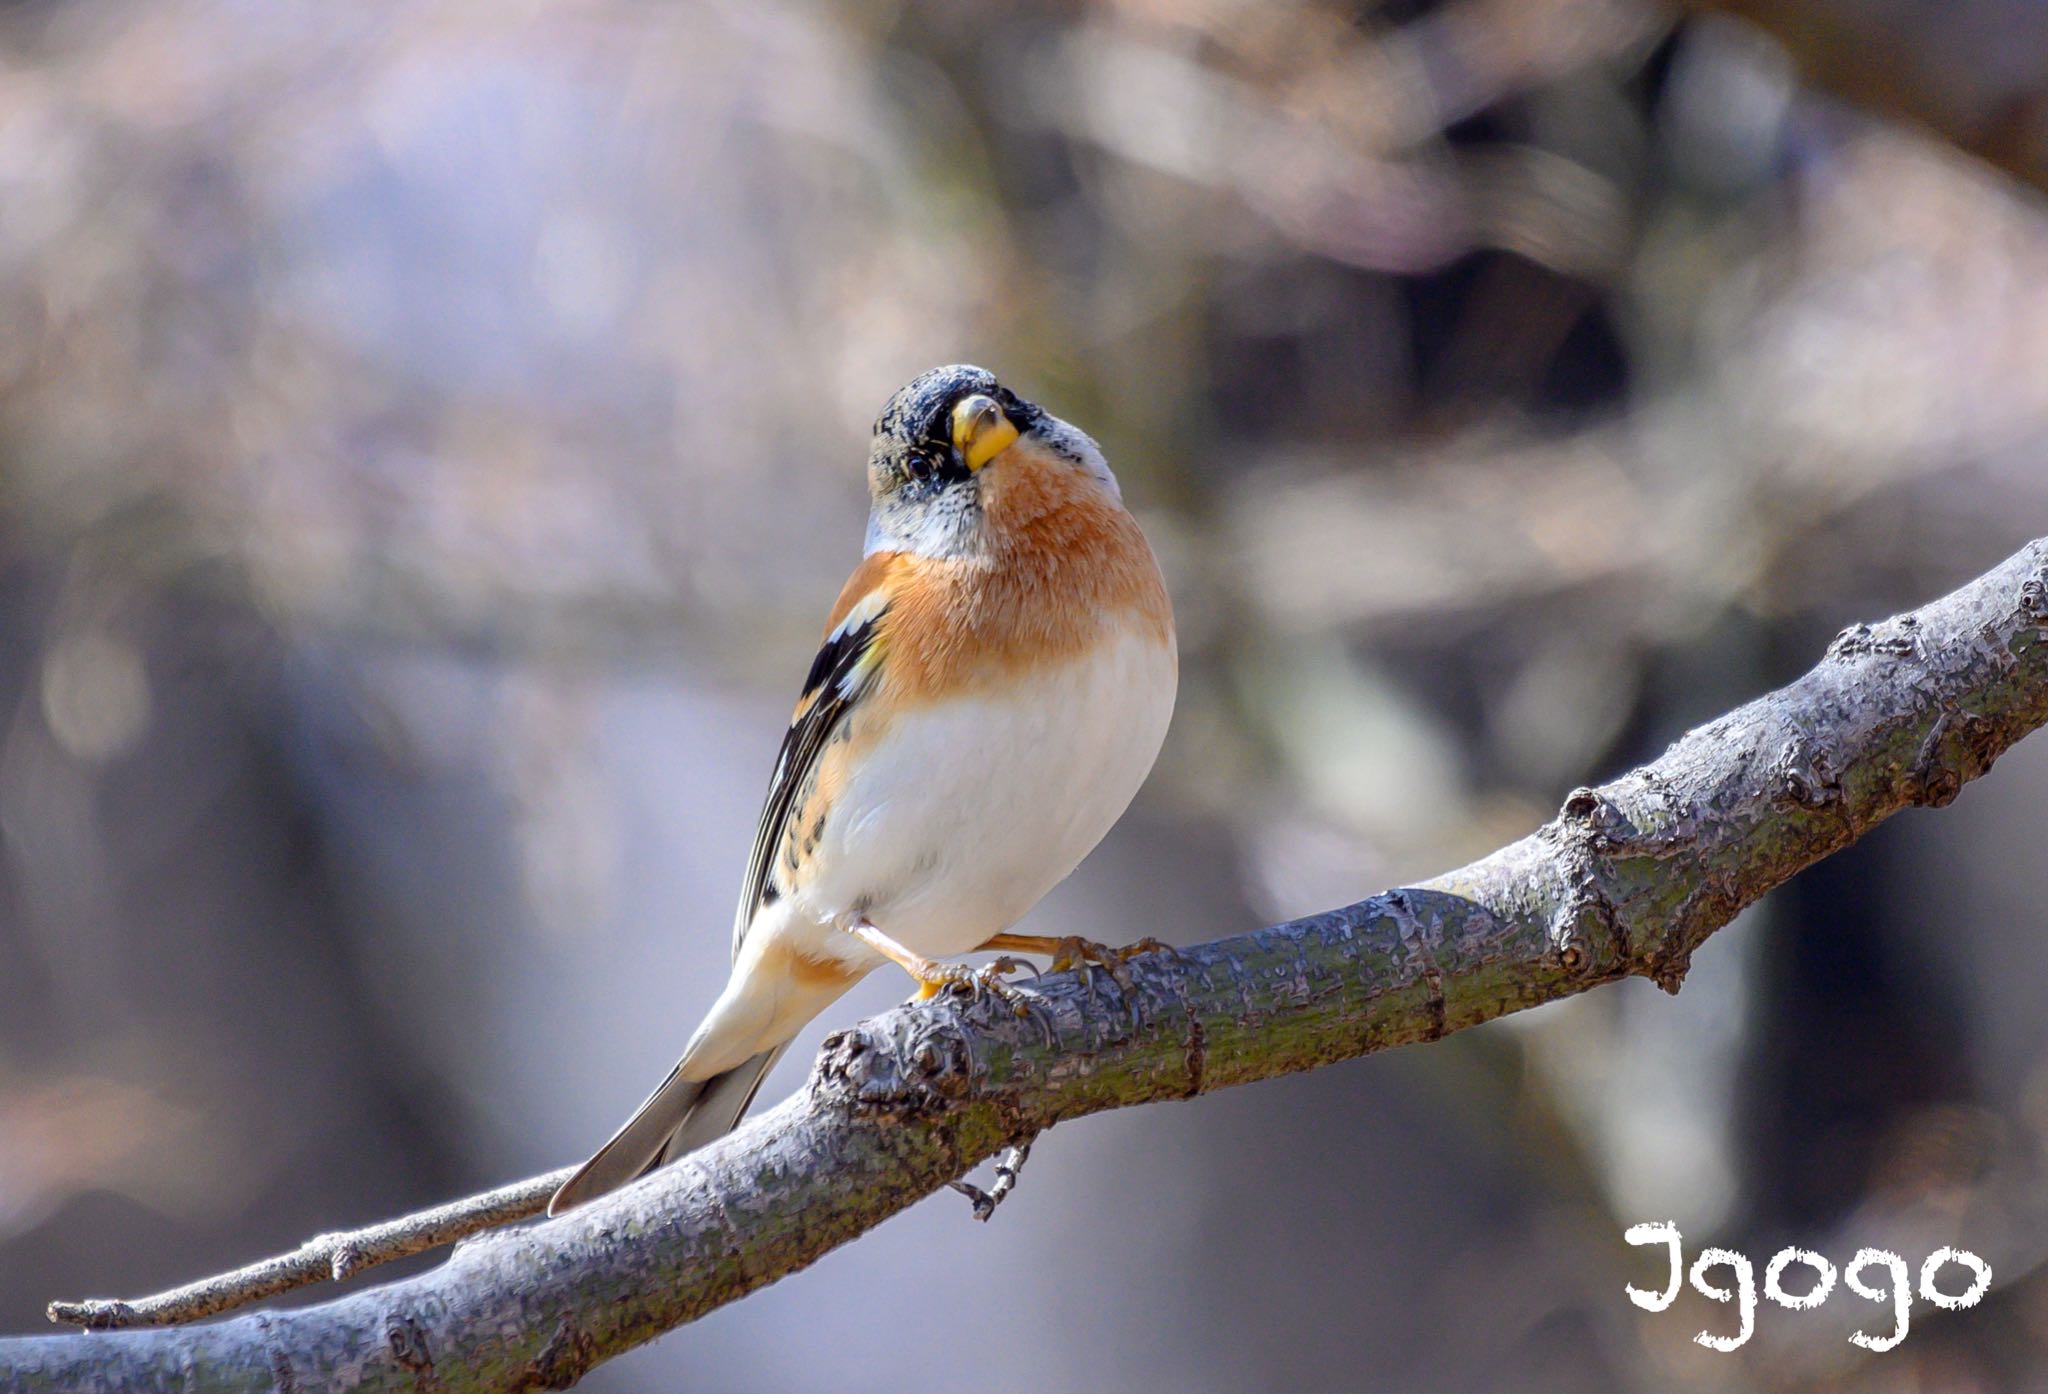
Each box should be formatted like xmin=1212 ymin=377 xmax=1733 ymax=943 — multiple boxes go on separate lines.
xmin=951 ymin=394 xmax=1019 ymax=472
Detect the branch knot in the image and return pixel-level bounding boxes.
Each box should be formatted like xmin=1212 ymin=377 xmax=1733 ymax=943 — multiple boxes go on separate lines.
xmin=1771 ymin=732 xmax=1842 ymax=809
xmin=1548 ymin=790 xmax=1630 ymax=977
xmin=1911 ymin=708 xmax=1998 ymax=807
xmin=1829 ymin=616 xmax=1919 ymax=660
xmin=531 ymin=1320 xmax=595 ymax=1391
xmin=1557 ymin=786 xmax=1649 ymax=854
xmin=1648 ymin=952 xmax=1693 ymax=995
xmin=385 ymin=1314 xmax=435 ymax=1381
xmin=817 ymin=1011 xmax=978 ymax=1113
xmin=2021 ymin=565 xmax=2048 ymax=624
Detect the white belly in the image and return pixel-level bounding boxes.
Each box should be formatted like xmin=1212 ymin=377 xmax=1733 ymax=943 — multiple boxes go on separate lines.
xmin=789 ymin=625 xmax=1176 ymax=960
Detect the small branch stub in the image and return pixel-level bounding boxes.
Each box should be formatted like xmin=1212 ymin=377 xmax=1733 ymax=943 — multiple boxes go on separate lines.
xmin=950 ymin=1139 xmax=1036 ymax=1221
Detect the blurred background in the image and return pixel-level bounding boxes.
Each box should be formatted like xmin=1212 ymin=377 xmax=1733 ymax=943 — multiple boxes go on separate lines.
xmin=2 ymin=0 xmax=2047 ymax=1389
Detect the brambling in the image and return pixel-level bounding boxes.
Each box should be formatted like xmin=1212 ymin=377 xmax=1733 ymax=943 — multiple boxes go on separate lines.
xmin=549 ymin=365 xmax=1177 ymax=1214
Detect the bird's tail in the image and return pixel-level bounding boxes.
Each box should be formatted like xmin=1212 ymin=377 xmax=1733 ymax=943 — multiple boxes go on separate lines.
xmin=547 ymin=1045 xmax=786 ymax=1215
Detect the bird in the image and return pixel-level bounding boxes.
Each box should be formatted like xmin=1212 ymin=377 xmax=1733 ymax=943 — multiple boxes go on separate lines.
xmin=547 ymin=364 xmax=1178 ymax=1215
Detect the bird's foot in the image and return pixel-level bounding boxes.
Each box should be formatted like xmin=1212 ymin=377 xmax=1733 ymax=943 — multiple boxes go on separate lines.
xmin=1045 ymin=934 xmax=1179 ymax=992
xmin=913 ymin=956 xmax=1035 ymax=1017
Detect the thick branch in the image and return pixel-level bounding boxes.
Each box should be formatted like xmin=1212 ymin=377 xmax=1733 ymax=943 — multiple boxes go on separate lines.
xmin=8 ymin=538 xmax=2047 ymax=1393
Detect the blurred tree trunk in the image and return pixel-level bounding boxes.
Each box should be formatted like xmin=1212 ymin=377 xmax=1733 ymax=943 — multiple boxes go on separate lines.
xmin=1685 ymin=0 xmax=2048 ymax=192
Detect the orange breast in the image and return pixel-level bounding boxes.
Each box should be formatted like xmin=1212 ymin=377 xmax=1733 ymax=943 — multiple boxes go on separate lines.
xmin=864 ymin=444 xmax=1172 ymax=705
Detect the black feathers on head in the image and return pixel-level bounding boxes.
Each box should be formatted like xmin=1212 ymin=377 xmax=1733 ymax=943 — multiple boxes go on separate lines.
xmin=874 ymin=364 xmax=999 ymax=449
xmin=873 ymin=364 xmax=1044 ymax=469
xmin=868 ymin=364 xmax=1045 ymax=500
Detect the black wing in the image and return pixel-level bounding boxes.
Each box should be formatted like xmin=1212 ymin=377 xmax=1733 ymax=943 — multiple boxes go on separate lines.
xmin=731 ymin=605 xmax=886 ymax=958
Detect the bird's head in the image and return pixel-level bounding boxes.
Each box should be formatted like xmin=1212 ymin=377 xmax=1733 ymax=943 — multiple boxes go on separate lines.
xmin=863 ymin=364 xmax=1119 ymax=558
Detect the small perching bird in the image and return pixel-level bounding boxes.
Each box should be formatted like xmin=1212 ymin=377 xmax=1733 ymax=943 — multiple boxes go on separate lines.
xmin=549 ymin=365 xmax=1177 ymax=1215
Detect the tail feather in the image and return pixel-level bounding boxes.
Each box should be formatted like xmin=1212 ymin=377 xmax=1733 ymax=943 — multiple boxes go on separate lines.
xmin=547 ymin=1048 xmax=782 ymax=1215
xmin=652 ymin=1044 xmax=789 ymax=1168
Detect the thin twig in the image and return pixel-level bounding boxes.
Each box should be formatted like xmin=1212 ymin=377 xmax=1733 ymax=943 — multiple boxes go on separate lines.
xmin=45 ymin=1168 xmax=575 ymax=1330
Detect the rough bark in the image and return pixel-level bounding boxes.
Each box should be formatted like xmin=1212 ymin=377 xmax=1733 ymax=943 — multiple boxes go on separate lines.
xmin=7 ymin=537 xmax=2048 ymax=1393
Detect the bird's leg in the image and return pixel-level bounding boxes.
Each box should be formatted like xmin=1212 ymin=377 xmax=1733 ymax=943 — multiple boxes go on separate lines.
xmin=977 ymin=932 xmax=1180 ymax=990
xmin=848 ymin=919 xmax=1032 ymax=1016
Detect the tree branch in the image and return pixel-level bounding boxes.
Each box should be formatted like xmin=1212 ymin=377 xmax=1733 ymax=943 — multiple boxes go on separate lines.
xmin=44 ymin=1171 xmax=577 ymax=1331
xmin=9 ymin=538 xmax=2048 ymax=1393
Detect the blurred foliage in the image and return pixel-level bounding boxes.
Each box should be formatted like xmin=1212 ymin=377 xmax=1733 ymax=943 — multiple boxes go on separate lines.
xmin=3 ymin=1 xmax=2048 ymax=1390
